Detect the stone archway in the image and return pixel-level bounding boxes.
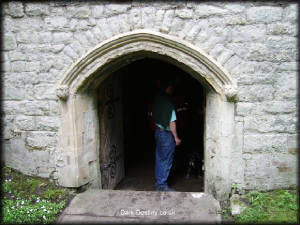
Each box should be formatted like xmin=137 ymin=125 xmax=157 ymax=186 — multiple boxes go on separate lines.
xmin=56 ymin=30 xmax=237 ymax=200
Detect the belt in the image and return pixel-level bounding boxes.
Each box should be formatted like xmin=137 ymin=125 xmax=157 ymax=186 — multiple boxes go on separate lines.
xmin=157 ymin=127 xmax=171 ymax=132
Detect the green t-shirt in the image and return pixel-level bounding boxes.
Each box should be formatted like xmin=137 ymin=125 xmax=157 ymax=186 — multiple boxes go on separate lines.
xmin=152 ymin=90 xmax=176 ymax=130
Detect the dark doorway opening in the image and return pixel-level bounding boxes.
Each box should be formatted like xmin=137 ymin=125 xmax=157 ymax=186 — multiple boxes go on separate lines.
xmin=115 ymin=58 xmax=206 ymax=192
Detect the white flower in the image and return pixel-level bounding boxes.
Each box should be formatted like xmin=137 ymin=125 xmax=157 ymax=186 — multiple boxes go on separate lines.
xmin=43 ymin=215 xmax=46 ymax=220
xmin=41 ymin=205 xmax=45 ymax=209
xmin=21 ymin=201 xmax=24 ymax=205
xmin=43 ymin=209 xmax=47 ymax=212
xmin=37 ymin=200 xmax=40 ymax=202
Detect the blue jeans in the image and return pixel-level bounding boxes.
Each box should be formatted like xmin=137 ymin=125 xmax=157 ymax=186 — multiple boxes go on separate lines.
xmin=154 ymin=128 xmax=176 ymax=189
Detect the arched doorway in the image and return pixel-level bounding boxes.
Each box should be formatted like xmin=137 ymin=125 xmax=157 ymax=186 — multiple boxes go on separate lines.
xmin=100 ymin=58 xmax=207 ymax=192
xmin=56 ymin=30 xmax=237 ymax=200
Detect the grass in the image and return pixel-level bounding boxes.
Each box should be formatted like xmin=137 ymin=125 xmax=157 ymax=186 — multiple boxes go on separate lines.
xmin=235 ymin=189 xmax=299 ymax=224
xmin=1 ymin=166 xmax=76 ymax=224
xmin=220 ymin=188 xmax=299 ymax=224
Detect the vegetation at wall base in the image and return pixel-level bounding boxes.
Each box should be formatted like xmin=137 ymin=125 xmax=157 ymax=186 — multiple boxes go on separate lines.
xmin=220 ymin=188 xmax=299 ymax=224
xmin=235 ymin=189 xmax=298 ymax=224
xmin=1 ymin=166 xmax=76 ymax=224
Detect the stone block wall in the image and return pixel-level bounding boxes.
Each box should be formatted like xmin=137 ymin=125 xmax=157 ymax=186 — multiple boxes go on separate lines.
xmin=2 ymin=1 xmax=298 ymax=190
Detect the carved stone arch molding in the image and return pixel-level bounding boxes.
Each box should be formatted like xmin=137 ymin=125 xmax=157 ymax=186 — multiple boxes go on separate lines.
xmin=56 ymin=30 xmax=239 ymax=200
xmin=57 ymin=29 xmax=237 ymax=100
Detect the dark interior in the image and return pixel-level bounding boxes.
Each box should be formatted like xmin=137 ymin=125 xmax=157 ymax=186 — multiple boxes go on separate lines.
xmin=115 ymin=58 xmax=206 ymax=192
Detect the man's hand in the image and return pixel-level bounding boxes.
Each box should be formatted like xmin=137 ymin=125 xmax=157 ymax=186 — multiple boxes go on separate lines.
xmin=175 ymin=137 xmax=181 ymax=146
xmin=170 ymin=121 xmax=181 ymax=146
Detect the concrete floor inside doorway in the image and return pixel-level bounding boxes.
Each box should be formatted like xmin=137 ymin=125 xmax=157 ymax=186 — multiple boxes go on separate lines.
xmin=115 ymin=148 xmax=204 ymax=192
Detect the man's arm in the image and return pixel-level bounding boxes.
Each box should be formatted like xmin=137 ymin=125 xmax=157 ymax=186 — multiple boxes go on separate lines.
xmin=170 ymin=121 xmax=181 ymax=146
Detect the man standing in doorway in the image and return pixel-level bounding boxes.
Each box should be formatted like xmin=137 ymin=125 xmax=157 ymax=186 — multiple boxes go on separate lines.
xmin=152 ymin=77 xmax=181 ymax=191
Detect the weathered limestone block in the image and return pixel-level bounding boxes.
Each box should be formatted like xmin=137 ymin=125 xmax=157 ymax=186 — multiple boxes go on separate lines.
xmin=4 ymin=72 xmax=36 ymax=86
xmin=63 ymin=46 xmax=79 ymax=60
xmin=2 ymin=115 xmax=15 ymax=139
xmin=175 ymin=8 xmax=194 ymax=19
xmin=3 ymin=33 xmax=17 ymax=51
xmin=7 ymin=2 xmax=24 ymax=18
xmin=69 ymin=40 xmax=85 ymax=57
xmin=154 ymin=9 xmax=165 ymax=28
xmin=236 ymin=102 xmax=258 ymax=116
xmin=68 ymin=5 xmax=91 ymax=19
xmin=8 ymin=51 xmax=25 ymax=62
xmin=21 ymin=101 xmax=50 ymax=116
xmin=228 ymin=24 xmax=266 ymax=43
xmin=246 ymin=6 xmax=283 ymax=23
xmin=10 ymin=61 xmax=26 ymax=73
xmin=283 ymin=4 xmax=298 ymax=22
xmin=244 ymin=153 xmax=297 ymax=190
xmin=266 ymin=36 xmax=297 ymax=52
xmin=274 ymin=72 xmax=297 ymax=101
xmin=209 ymin=44 xmax=225 ymax=60
xmin=4 ymin=84 xmax=26 ymax=100
xmin=92 ymin=5 xmax=104 ymax=19
xmin=35 ymin=116 xmax=59 ymax=131
xmin=217 ymin=49 xmax=235 ymax=65
xmin=53 ymin=32 xmax=73 ymax=45
xmin=3 ymin=101 xmax=20 ymax=115
xmin=40 ymin=58 xmax=55 ymax=73
xmin=237 ymin=73 xmax=272 ymax=86
xmin=243 ymin=134 xmax=288 ymax=153
xmin=15 ymin=115 xmax=35 ymax=131
xmin=4 ymin=17 xmax=41 ymax=32
xmin=245 ymin=43 xmax=271 ymax=62
xmin=35 ymin=84 xmax=57 ymax=100
xmin=267 ymin=23 xmax=297 ymax=36
xmin=25 ymin=3 xmax=50 ymax=16
xmin=244 ymin=114 xmax=296 ymax=134
xmin=49 ymin=5 xmax=66 ymax=16
xmin=194 ymin=5 xmax=228 ymax=18
xmin=234 ymin=61 xmax=275 ymax=75
xmin=104 ymin=3 xmax=131 ymax=17
xmin=25 ymin=61 xmax=40 ymax=72
xmin=224 ymin=55 xmax=242 ymax=74
xmin=170 ymin=17 xmax=185 ymax=34
xmin=223 ymin=3 xmax=246 ymax=13
xmin=160 ymin=9 xmax=175 ymax=33
xmin=44 ymin=17 xmax=68 ymax=31
xmin=276 ymin=62 xmax=298 ymax=72
xmin=262 ymin=101 xmax=296 ymax=114
xmin=72 ymin=20 xmax=88 ymax=31
xmin=25 ymin=131 xmax=57 ymax=150
xmin=118 ymin=14 xmax=131 ymax=34
xmin=287 ymin=135 xmax=297 ymax=155
xmin=225 ymin=15 xmax=247 ymax=25
xmin=141 ymin=7 xmax=156 ymax=28
xmin=238 ymin=84 xmax=274 ymax=102
xmin=178 ymin=20 xmax=196 ymax=40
